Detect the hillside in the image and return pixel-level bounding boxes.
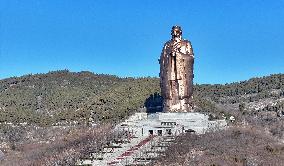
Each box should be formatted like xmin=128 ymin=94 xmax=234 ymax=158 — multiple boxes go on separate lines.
xmin=0 ymin=70 xmax=159 ymax=126
xmin=1 ymin=71 xmax=284 ymax=126
xmin=0 ymin=71 xmax=284 ymax=165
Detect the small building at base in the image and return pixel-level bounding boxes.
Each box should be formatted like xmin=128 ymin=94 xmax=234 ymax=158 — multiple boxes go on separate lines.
xmin=116 ymin=112 xmax=227 ymax=137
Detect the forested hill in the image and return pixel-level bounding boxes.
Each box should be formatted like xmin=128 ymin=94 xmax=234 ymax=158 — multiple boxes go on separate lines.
xmin=195 ymin=73 xmax=284 ymax=103
xmin=0 ymin=70 xmax=159 ymax=126
xmin=0 ymin=70 xmax=284 ymax=126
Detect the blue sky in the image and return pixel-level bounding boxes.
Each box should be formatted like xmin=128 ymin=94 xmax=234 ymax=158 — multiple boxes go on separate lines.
xmin=0 ymin=0 xmax=284 ymax=84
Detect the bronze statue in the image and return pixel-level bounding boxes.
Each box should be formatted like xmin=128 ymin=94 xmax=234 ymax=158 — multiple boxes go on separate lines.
xmin=159 ymin=26 xmax=194 ymax=112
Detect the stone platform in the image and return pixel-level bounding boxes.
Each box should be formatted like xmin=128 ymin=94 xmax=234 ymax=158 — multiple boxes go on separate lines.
xmin=78 ymin=112 xmax=227 ymax=166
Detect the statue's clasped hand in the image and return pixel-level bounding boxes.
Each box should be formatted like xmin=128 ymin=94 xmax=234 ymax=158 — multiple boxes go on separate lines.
xmin=172 ymin=42 xmax=182 ymax=53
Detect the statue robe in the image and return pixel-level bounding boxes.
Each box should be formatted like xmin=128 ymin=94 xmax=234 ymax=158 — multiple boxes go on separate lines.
xmin=159 ymin=39 xmax=194 ymax=111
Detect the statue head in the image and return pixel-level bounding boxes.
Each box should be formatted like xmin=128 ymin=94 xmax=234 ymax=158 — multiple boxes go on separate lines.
xmin=171 ymin=25 xmax=182 ymax=39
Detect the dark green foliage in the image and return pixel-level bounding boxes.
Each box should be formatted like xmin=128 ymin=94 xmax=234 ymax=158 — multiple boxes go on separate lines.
xmin=194 ymin=74 xmax=284 ymax=103
xmin=83 ymin=77 xmax=160 ymax=122
xmin=0 ymin=70 xmax=283 ymax=126
xmin=0 ymin=70 xmax=159 ymax=126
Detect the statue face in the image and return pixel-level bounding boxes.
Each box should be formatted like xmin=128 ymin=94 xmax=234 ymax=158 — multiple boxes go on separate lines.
xmin=171 ymin=27 xmax=182 ymax=38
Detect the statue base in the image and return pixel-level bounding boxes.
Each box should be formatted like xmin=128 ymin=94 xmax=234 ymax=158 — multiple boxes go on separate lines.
xmin=163 ymin=98 xmax=194 ymax=112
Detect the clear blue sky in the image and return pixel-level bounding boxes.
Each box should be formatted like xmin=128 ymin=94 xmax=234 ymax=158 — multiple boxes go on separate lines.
xmin=0 ymin=0 xmax=284 ymax=84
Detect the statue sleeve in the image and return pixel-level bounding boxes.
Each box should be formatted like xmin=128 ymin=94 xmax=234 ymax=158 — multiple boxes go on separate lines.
xmin=186 ymin=41 xmax=194 ymax=57
xmin=160 ymin=44 xmax=167 ymax=96
xmin=160 ymin=44 xmax=167 ymax=77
